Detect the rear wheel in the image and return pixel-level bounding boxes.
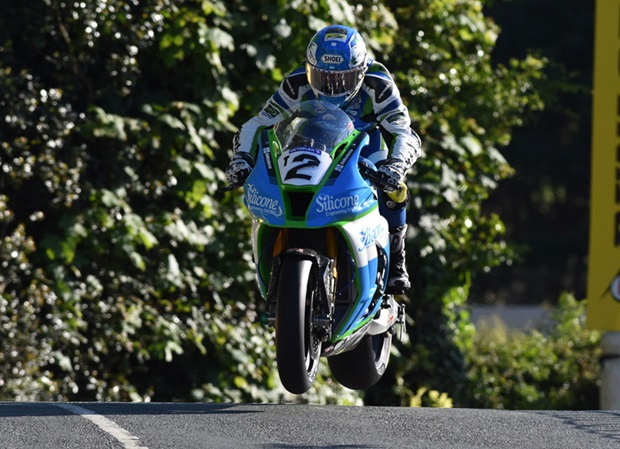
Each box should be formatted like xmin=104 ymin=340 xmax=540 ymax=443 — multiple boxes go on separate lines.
xmin=328 ymin=332 xmax=392 ymax=390
xmin=275 ymin=258 xmax=321 ymax=394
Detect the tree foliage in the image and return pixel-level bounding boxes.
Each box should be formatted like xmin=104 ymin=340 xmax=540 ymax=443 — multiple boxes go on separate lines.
xmin=363 ymin=0 xmax=546 ymax=405
xmin=0 ymin=0 xmax=553 ymax=404
xmin=471 ymin=0 xmax=593 ymax=305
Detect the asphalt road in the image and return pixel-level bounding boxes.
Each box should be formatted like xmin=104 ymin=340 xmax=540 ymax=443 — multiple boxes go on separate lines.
xmin=0 ymin=402 xmax=619 ymax=449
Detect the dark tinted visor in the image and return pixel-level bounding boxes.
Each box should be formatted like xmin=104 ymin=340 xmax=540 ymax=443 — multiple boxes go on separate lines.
xmin=306 ymin=63 xmax=365 ymax=97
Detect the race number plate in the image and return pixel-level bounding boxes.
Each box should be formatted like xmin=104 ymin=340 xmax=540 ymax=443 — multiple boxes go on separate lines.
xmin=278 ymin=147 xmax=333 ymax=186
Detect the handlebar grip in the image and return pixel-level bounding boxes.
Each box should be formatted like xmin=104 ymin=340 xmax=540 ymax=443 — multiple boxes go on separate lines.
xmin=358 ymin=162 xmax=399 ymax=192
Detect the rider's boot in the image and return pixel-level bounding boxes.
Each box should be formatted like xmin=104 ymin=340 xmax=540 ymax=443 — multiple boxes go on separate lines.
xmin=386 ymin=224 xmax=411 ymax=294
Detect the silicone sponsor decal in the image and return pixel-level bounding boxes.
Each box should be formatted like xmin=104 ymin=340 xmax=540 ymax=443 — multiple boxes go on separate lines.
xmin=358 ymin=223 xmax=386 ymax=252
xmin=245 ymin=184 xmax=282 ymax=218
xmin=315 ymin=193 xmax=360 ymax=216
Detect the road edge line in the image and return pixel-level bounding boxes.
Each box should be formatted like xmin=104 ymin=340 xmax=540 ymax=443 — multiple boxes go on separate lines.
xmin=54 ymin=403 xmax=149 ymax=449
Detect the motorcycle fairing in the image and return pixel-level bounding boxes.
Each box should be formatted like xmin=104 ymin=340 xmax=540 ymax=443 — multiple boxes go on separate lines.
xmin=244 ymin=103 xmax=392 ymax=347
xmin=332 ymin=211 xmax=389 ymax=339
xmin=243 ymin=132 xmax=286 ymax=225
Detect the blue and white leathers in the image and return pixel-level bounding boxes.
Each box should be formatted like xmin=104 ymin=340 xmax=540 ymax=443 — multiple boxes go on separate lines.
xmin=233 ymin=60 xmax=421 ymax=233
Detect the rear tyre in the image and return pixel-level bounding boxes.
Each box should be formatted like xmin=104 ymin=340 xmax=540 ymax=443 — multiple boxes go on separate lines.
xmin=275 ymin=258 xmax=321 ymax=394
xmin=328 ymin=332 xmax=392 ymax=390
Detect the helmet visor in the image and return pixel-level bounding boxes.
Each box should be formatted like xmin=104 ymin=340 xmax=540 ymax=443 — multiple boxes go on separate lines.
xmin=306 ymin=63 xmax=365 ymax=97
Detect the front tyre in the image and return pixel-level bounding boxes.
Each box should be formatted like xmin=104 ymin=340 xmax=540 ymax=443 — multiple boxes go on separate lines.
xmin=328 ymin=332 xmax=392 ymax=390
xmin=275 ymin=258 xmax=321 ymax=394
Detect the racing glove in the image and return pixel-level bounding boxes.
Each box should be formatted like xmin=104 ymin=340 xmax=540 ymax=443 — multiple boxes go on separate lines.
xmin=225 ymin=152 xmax=255 ymax=187
xmin=376 ymin=158 xmax=408 ymax=192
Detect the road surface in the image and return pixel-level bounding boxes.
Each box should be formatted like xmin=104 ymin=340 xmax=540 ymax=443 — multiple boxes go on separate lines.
xmin=0 ymin=402 xmax=618 ymax=448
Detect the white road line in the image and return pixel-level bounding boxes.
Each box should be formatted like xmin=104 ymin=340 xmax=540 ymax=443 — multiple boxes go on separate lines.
xmin=55 ymin=403 xmax=149 ymax=449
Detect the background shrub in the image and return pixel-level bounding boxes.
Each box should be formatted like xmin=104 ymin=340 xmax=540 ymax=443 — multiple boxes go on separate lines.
xmin=462 ymin=293 xmax=600 ymax=410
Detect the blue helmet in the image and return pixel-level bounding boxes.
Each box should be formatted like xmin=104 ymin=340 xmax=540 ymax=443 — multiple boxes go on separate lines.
xmin=306 ymin=25 xmax=368 ymax=107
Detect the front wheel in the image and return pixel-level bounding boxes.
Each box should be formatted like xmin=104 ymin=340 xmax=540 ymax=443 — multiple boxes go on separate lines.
xmin=328 ymin=332 xmax=392 ymax=390
xmin=275 ymin=258 xmax=321 ymax=394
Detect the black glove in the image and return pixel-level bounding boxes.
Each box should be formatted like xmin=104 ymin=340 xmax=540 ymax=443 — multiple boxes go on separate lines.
xmin=376 ymin=158 xmax=407 ymax=192
xmin=225 ymin=152 xmax=255 ymax=187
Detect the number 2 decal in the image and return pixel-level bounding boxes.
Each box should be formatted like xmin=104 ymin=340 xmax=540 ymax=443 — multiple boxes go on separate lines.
xmin=282 ymin=153 xmax=321 ymax=181
xmin=278 ymin=148 xmax=332 ymax=186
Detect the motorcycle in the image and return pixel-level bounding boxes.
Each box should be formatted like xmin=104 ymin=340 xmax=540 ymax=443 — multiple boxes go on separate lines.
xmin=226 ymin=100 xmax=406 ymax=394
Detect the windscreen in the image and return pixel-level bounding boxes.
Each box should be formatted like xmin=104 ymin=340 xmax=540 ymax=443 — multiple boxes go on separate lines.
xmin=274 ymin=101 xmax=355 ymax=153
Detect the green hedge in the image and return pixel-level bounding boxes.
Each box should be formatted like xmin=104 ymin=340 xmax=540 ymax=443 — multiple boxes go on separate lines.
xmin=461 ymin=294 xmax=600 ymax=410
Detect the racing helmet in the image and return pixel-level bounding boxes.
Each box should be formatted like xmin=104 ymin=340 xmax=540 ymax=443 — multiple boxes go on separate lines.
xmin=306 ymin=25 xmax=368 ymax=107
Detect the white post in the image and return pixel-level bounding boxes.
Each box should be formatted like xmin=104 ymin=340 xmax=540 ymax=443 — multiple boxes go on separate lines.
xmin=600 ymin=332 xmax=620 ymax=410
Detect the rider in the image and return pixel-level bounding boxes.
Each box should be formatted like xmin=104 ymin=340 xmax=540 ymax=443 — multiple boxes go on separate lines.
xmin=225 ymin=24 xmax=422 ymax=294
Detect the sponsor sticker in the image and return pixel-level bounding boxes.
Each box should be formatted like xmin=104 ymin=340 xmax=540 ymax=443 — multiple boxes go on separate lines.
xmin=358 ymin=223 xmax=386 ymax=252
xmin=245 ymin=184 xmax=282 ymax=218
xmin=321 ymin=54 xmax=344 ymax=64
xmin=315 ymin=193 xmax=360 ymax=216
xmin=261 ymin=145 xmax=272 ymax=170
